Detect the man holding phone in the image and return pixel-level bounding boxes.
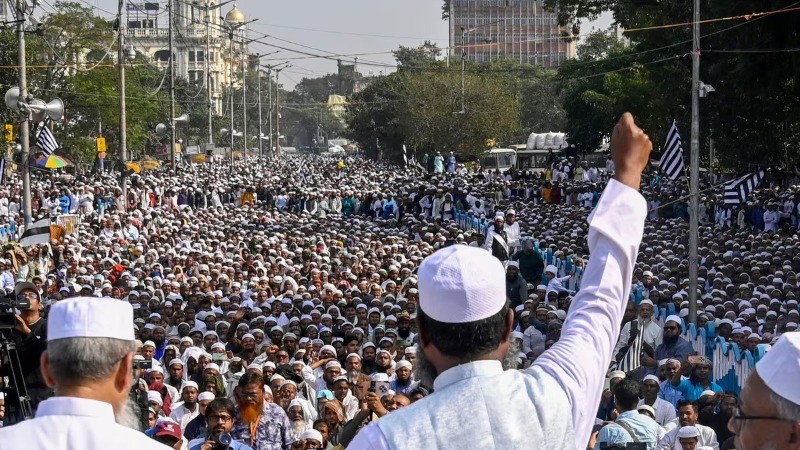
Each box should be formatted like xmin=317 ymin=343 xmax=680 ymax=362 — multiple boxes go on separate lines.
xmin=188 ymin=397 xmax=254 ymax=450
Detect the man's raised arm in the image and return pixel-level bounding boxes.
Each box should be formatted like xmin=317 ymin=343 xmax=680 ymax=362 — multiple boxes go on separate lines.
xmin=533 ymin=113 xmax=652 ymax=450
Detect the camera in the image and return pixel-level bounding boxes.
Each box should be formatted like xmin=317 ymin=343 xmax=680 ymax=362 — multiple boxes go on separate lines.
xmin=0 ymin=292 xmax=31 ymax=331
xmin=133 ymin=359 xmax=153 ymax=370
xmin=211 ymin=433 xmax=233 ymax=449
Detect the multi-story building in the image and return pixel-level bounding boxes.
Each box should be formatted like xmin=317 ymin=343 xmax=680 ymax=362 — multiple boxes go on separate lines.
xmin=125 ymin=0 xmax=250 ymax=115
xmin=448 ymin=0 xmax=575 ymax=68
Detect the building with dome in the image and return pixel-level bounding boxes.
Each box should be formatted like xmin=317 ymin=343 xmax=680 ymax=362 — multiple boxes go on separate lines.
xmin=125 ymin=1 xmax=251 ymax=115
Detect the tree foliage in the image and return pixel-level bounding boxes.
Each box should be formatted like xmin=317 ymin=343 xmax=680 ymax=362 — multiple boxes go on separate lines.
xmin=549 ymin=0 xmax=800 ymax=169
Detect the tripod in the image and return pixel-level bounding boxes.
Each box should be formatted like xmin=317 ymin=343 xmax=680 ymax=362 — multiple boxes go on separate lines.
xmin=0 ymin=331 xmax=33 ymax=422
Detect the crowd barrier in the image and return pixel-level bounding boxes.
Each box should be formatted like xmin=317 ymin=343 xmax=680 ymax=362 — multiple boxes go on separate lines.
xmin=650 ymin=305 xmax=768 ymax=394
xmin=453 ymin=207 xmax=584 ymax=290
xmin=453 ymin=207 xmax=768 ymax=393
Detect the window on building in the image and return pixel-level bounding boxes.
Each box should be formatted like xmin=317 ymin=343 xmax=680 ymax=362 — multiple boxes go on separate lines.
xmin=154 ymin=50 xmax=171 ymax=62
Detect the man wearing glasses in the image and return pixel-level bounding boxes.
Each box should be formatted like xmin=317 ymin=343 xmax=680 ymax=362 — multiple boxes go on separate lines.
xmin=189 ymin=397 xmax=254 ymax=450
xmin=647 ymin=316 xmax=697 ymax=376
xmin=0 ymin=281 xmax=50 ymax=421
xmin=729 ymin=333 xmax=800 ymax=450
xmin=232 ymin=372 xmax=293 ymax=450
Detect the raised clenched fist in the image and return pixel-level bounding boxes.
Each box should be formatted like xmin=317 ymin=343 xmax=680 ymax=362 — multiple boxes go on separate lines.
xmin=610 ymin=113 xmax=653 ymax=190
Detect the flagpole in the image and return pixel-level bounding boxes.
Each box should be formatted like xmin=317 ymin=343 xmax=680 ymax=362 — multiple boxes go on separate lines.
xmin=688 ymin=0 xmax=701 ymax=325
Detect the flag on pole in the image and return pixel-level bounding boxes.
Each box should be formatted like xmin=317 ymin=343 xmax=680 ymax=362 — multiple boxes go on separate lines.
xmin=659 ymin=120 xmax=685 ymax=180
xmin=35 ymin=121 xmax=59 ymax=157
xmin=0 ymin=158 xmax=5 ymax=184
xmin=19 ymin=217 xmax=51 ymax=247
xmin=402 ymin=145 xmax=408 ymax=165
xmin=724 ymin=170 xmax=765 ymax=205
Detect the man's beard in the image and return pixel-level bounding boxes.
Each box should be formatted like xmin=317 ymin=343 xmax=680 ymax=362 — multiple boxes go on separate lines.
xmin=240 ymin=400 xmax=263 ymax=425
xmin=663 ymin=334 xmax=679 ymax=345
xmin=116 ymin=396 xmax=141 ymax=431
xmin=397 ymin=328 xmax=410 ymax=339
xmin=290 ymin=419 xmax=306 ymax=435
xmin=414 ymin=340 xmax=521 ymax=389
xmin=347 ymin=370 xmax=360 ymax=383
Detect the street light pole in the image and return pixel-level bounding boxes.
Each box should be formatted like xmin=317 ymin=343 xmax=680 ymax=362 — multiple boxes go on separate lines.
xmin=688 ymin=0 xmax=701 ymax=325
xmin=15 ymin=0 xmax=31 ymax=224
xmin=117 ymin=0 xmax=128 ymax=211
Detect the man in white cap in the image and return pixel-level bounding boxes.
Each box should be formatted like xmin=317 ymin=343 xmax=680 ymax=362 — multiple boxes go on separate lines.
xmin=0 ymin=297 xmax=170 ymax=449
xmin=483 ymin=212 xmax=510 ymax=262
xmin=349 ymin=113 xmax=652 ymax=449
xmin=730 ymin=332 xmax=800 ymax=450
xmin=503 ymin=209 xmax=521 ymax=255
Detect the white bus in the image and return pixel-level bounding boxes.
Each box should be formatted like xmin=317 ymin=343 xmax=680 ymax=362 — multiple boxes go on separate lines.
xmin=480 ymin=148 xmax=517 ymax=173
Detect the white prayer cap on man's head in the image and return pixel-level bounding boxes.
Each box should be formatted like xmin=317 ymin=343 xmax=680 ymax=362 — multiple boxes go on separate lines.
xmin=637 ymin=404 xmax=655 ymax=417
xmin=608 ymin=370 xmax=626 ymax=381
xmin=395 ymin=360 xmax=412 ymax=370
xmin=639 ymin=299 xmax=654 ymax=306
xmin=642 ymin=375 xmax=660 ymax=383
xmin=545 ymin=265 xmax=558 ymax=275
xmin=755 ymin=332 xmax=800 ymax=405
xmin=299 ymin=429 xmax=323 ymax=444
xmin=507 ymin=261 xmax=519 ymax=269
xmin=677 ymin=426 xmax=699 ymax=439
xmin=665 ymin=315 xmax=683 ymax=327
xmin=48 ymin=297 xmax=134 ymax=341
xmin=418 ymin=245 xmax=506 ymax=324
xmin=147 ymin=390 xmax=163 ymax=405
xmin=198 ymin=392 xmax=215 ymax=402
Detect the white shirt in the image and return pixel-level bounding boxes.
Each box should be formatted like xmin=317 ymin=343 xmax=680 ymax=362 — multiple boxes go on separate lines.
xmin=169 ymin=402 xmax=200 ymax=430
xmin=349 ymin=179 xmax=647 ymax=450
xmin=0 ymin=396 xmax=170 ymax=450
xmin=656 ymin=423 xmax=719 ymax=450
xmin=638 ymin=397 xmax=677 ymax=427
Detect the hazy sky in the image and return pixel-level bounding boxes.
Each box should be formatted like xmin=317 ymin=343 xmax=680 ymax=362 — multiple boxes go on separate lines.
xmin=90 ymin=0 xmax=611 ymax=87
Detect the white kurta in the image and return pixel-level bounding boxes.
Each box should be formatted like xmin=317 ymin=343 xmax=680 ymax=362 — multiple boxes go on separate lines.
xmin=348 ymin=179 xmax=647 ymax=450
xmin=0 ymin=396 xmax=171 ymax=450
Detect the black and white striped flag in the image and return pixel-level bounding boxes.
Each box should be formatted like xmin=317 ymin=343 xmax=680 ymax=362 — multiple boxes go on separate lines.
xmin=724 ymin=170 xmax=765 ymax=205
xmin=35 ymin=121 xmax=59 ymax=156
xmin=19 ymin=217 xmax=51 ymax=247
xmin=659 ymin=120 xmax=685 ymax=180
xmin=0 ymin=158 xmax=5 ymax=184
xmin=402 ymin=145 xmax=408 ymax=165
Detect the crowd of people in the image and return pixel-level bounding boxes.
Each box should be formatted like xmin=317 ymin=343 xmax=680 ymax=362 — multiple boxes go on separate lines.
xmin=0 ymin=115 xmax=797 ymax=450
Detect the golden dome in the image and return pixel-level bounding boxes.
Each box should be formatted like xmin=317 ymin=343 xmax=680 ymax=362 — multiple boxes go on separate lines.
xmin=225 ymin=4 xmax=245 ymax=25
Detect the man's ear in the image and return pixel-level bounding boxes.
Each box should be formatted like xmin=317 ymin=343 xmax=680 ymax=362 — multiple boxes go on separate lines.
xmin=41 ymin=351 xmax=56 ymax=388
xmin=115 ymin=352 xmax=134 ymax=392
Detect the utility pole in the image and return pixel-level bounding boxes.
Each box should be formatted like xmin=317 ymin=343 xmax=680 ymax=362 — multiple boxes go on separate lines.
xmin=275 ymin=66 xmax=284 ymax=156
xmin=267 ymin=67 xmax=272 ymax=155
xmin=168 ymin=0 xmax=177 ymax=168
xmin=688 ymin=0 xmax=701 ymax=325
xmin=16 ymin=0 xmax=31 ymax=224
xmin=257 ymin=60 xmax=263 ymax=158
xmin=241 ymin=38 xmax=247 ymax=154
xmin=205 ymin=6 xmax=213 ymax=148
xmin=461 ymin=27 xmax=466 ymax=114
xmin=228 ymin=29 xmax=235 ymax=163
xmin=117 ymin=0 xmax=128 ymax=210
